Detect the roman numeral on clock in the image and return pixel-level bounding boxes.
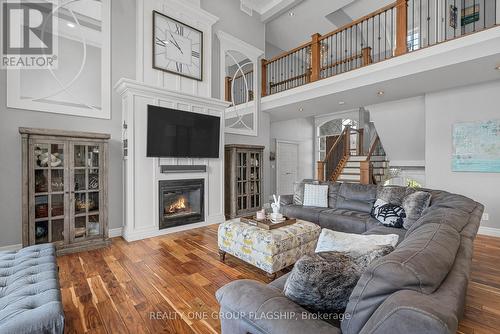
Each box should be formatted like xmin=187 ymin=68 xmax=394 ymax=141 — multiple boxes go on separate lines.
xmin=192 ymin=51 xmax=200 ymax=58
xmin=176 ymin=62 xmax=183 ymax=72
xmin=175 ymin=24 xmax=183 ymax=35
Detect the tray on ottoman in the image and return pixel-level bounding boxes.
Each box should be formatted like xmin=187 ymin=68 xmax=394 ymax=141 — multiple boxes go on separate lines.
xmin=240 ymin=215 xmax=296 ymax=230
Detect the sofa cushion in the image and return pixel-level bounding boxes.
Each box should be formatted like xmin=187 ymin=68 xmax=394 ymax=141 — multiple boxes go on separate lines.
xmin=402 ymin=191 xmax=432 ymax=229
xmin=315 ymin=229 xmax=399 ymax=255
xmin=328 ymin=182 xmax=342 ymax=208
xmin=303 ymin=184 xmax=329 ymax=207
xmin=336 ymin=183 xmax=377 ymax=213
xmin=341 ymin=223 xmax=460 ymax=334
xmin=405 ymin=205 xmax=474 ymax=238
xmin=371 ymin=199 xmax=406 ymax=228
xmin=318 ymin=209 xmax=370 ymax=234
xmin=376 ymin=186 xmax=412 ymax=206
xmin=284 ymin=249 xmax=393 ymax=313
xmin=427 ymin=189 xmax=478 ymax=213
xmin=281 ymin=205 xmax=326 ymax=223
xmin=363 ymin=226 xmax=407 ymax=245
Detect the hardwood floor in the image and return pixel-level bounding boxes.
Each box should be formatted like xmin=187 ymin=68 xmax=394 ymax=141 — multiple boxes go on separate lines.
xmin=58 ymin=225 xmax=500 ymax=334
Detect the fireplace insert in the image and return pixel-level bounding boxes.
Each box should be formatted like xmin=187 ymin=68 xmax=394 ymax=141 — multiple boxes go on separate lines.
xmin=159 ymin=179 xmax=204 ymax=229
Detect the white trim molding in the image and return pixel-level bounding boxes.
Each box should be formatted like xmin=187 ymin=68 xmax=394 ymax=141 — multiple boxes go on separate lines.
xmin=6 ymin=0 xmax=111 ymax=119
xmin=115 ymin=79 xmax=229 ymax=242
xmin=478 ymin=226 xmax=500 ymax=238
xmin=0 ymin=244 xmax=22 ymax=252
xmin=217 ymin=30 xmax=264 ymax=137
xmin=108 ymin=228 xmax=123 ymax=238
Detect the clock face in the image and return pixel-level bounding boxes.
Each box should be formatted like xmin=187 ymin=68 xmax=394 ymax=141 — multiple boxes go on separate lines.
xmin=153 ymin=11 xmax=203 ymax=81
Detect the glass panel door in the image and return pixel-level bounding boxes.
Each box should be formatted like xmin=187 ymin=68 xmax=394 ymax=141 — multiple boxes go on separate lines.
xmin=70 ymin=143 xmax=103 ymax=241
xmin=30 ymin=140 xmax=68 ymax=245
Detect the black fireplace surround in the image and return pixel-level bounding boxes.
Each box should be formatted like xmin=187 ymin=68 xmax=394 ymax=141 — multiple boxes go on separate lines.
xmin=159 ymin=179 xmax=204 ymax=229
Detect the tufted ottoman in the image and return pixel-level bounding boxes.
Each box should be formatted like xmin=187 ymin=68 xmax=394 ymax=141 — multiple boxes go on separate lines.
xmin=0 ymin=244 xmax=64 ymax=334
xmin=218 ymin=219 xmax=321 ymax=279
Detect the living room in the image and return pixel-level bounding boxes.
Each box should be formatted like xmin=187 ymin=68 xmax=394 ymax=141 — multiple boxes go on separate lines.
xmin=0 ymin=0 xmax=499 ymax=333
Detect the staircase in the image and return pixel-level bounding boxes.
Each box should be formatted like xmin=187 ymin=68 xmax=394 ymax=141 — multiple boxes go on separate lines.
xmin=317 ymin=126 xmax=389 ymax=185
xmin=337 ymin=155 xmax=389 ymax=184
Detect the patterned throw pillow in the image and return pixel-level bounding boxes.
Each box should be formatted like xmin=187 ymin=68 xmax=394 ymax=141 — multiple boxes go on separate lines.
xmin=402 ymin=191 xmax=432 ymax=229
xmin=303 ymin=184 xmax=329 ymax=207
xmin=371 ymin=198 xmax=406 ymax=228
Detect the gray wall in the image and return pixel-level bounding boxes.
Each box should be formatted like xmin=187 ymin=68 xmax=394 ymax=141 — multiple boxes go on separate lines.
xmin=0 ymin=0 xmax=136 ymax=247
xmin=201 ymin=0 xmax=272 ymax=202
xmin=425 ymin=80 xmax=500 ymax=230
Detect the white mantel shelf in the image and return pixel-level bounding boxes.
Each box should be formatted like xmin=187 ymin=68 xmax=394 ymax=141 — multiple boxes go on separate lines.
xmin=115 ymin=78 xmax=229 ymax=242
xmin=114 ymin=79 xmax=229 ymax=109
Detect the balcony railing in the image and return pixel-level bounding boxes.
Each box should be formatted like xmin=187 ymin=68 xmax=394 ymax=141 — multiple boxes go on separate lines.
xmin=261 ymin=0 xmax=498 ymax=97
xmin=225 ymin=70 xmax=254 ymax=106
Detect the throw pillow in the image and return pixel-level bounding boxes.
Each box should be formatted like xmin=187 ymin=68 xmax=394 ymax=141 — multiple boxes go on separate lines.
xmin=315 ymin=229 xmax=399 ymax=255
xmin=371 ymin=198 xmax=406 ymax=228
xmin=376 ymin=186 xmax=414 ymax=206
xmin=293 ymin=180 xmax=317 ymax=205
xmin=402 ymin=191 xmax=432 ymax=229
xmin=303 ymin=184 xmax=329 ymax=207
xmin=283 ymin=247 xmax=393 ymax=313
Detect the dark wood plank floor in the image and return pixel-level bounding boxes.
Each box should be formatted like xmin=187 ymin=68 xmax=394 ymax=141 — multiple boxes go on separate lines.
xmin=57 ymin=225 xmax=500 ymax=334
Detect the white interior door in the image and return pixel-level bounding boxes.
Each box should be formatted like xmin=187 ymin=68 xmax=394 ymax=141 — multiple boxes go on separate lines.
xmin=276 ymin=140 xmax=299 ymax=195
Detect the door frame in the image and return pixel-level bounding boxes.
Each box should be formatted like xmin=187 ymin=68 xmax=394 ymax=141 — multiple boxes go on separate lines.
xmin=275 ymin=139 xmax=300 ymax=195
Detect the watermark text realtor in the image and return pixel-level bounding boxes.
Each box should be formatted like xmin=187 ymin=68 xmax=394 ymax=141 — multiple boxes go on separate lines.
xmin=1 ymin=0 xmax=58 ymax=69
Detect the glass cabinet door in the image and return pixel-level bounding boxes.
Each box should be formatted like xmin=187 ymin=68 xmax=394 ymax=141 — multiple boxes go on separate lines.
xmin=30 ymin=140 xmax=68 ymax=245
xmin=70 ymin=143 xmax=103 ymax=242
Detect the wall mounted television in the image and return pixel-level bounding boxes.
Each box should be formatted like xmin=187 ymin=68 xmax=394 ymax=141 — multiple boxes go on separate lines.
xmin=146 ymin=105 xmax=220 ymax=158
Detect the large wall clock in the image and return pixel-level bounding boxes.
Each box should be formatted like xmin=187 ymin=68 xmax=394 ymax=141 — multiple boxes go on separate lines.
xmin=153 ymin=11 xmax=203 ymax=81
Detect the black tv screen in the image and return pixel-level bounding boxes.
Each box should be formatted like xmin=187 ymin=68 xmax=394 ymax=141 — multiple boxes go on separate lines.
xmin=147 ymin=105 xmax=220 ymax=158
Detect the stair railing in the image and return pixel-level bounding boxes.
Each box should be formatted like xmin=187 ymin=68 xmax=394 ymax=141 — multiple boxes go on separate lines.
xmin=360 ymin=134 xmax=381 ymax=184
xmin=317 ymin=126 xmax=351 ymax=182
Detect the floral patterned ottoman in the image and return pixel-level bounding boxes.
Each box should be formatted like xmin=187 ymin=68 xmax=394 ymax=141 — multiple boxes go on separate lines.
xmin=218 ymin=219 xmax=321 ymax=279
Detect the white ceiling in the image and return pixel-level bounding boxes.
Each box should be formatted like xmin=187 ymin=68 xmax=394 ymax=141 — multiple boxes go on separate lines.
xmin=265 ymin=0 xmax=393 ymax=52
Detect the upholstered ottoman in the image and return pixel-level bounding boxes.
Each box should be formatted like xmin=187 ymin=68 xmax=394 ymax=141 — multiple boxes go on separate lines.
xmin=218 ymin=219 xmax=321 ymax=279
xmin=0 ymin=244 xmax=64 ymax=334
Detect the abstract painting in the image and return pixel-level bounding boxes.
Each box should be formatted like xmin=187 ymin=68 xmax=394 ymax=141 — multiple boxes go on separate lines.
xmin=452 ymin=120 xmax=500 ymax=172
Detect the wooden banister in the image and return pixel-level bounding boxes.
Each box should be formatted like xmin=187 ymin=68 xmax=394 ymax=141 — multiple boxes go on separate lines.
xmin=261 ymin=59 xmax=267 ymax=97
xmin=317 ymin=161 xmax=325 ymax=181
xmin=366 ymin=135 xmax=381 ymax=161
xmin=395 ymin=0 xmax=408 ymax=56
xmin=318 ymin=2 xmax=398 ymax=41
xmin=224 ymin=76 xmax=231 ymax=102
xmin=310 ymin=33 xmax=321 ymax=82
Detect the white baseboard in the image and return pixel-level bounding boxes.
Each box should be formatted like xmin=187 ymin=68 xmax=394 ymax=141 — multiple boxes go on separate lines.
xmin=478 ymin=226 xmax=500 ymax=237
xmin=108 ymin=227 xmax=123 ymax=238
xmin=122 ymin=215 xmax=224 ymax=242
xmin=0 ymin=244 xmax=22 ymax=252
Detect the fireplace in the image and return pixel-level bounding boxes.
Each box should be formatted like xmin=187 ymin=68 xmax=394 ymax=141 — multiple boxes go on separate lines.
xmin=159 ymin=179 xmax=204 ymax=229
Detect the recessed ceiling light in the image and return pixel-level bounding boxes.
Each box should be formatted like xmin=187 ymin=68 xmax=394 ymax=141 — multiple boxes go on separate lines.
xmin=496 ymin=65 xmax=500 ymax=70
xmin=289 ymin=12 xmax=295 ymax=17
xmin=67 ymin=22 xmax=75 ymax=28
xmin=299 ymin=107 xmax=304 ymax=112
xmin=338 ymin=101 xmax=345 ymax=105
xmin=377 ymin=90 xmax=385 ymax=96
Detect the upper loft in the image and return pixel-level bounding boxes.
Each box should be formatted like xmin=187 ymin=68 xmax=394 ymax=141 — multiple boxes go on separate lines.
xmin=232 ymin=0 xmax=500 ymax=121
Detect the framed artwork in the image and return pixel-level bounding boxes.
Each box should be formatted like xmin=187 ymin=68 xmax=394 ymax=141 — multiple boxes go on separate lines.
xmin=152 ymin=11 xmax=203 ymax=81
xmin=452 ymin=120 xmax=500 ymax=172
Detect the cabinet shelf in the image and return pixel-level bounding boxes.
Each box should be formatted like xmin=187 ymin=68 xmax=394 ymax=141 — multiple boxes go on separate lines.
xmin=225 ymin=144 xmax=264 ymax=219
xmin=21 ymin=127 xmax=110 ymax=255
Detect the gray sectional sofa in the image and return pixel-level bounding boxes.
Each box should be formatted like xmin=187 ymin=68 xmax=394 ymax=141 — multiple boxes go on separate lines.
xmin=216 ymin=182 xmax=484 ymax=334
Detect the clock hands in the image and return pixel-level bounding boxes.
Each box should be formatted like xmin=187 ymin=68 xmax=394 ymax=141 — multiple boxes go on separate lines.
xmin=168 ymin=32 xmax=183 ymax=54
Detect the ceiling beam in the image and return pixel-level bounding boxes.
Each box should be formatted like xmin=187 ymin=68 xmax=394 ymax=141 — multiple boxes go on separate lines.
xmin=260 ymin=0 xmax=305 ymax=23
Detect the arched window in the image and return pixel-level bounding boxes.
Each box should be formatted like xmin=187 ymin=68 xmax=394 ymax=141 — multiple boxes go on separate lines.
xmin=317 ymin=118 xmax=358 ymax=160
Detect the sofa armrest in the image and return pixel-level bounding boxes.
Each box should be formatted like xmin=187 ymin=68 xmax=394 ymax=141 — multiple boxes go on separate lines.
xmin=358 ymin=290 xmax=457 ymax=334
xmin=216 ymin=279 xmax=340 ymax=334
xmin=280 ymin=195 xmax=294 ymax=206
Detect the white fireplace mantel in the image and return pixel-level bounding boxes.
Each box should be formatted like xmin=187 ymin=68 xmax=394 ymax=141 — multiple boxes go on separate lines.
xmin=115 ymin=78 xmax=230 ymax=241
